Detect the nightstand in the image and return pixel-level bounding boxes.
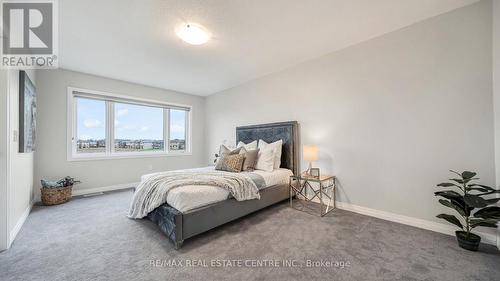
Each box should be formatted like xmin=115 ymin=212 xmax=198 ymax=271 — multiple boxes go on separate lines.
xmin=289 ymin=174 xmax=336 ymax=216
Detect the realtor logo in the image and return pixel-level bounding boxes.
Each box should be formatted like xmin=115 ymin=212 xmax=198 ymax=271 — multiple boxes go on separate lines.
xmin=1 ymin=0 xmax=58 ymax=68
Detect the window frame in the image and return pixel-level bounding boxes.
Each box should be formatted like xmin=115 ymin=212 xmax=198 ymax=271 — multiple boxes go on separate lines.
xmin=67 ymin=87 xmax=192 ymax=161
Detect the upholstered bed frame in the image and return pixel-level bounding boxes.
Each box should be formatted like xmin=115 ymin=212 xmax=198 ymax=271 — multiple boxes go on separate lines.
xmin=147 ymin=121 xmax=299 ymax=249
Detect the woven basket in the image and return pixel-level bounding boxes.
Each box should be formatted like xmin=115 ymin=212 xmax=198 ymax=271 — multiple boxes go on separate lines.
xmin=41 ymin=185 xmax=73 ymax=206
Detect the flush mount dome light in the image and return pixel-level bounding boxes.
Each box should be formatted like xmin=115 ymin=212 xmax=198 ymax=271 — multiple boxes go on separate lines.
xmin=176 ymin=23 xmax=211 ymax=45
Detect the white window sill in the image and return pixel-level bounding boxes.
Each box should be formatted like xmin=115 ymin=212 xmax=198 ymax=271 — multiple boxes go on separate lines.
xmin=67 ymin=152 xmax=192 ymax=162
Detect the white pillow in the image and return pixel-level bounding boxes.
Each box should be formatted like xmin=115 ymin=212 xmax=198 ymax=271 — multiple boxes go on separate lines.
xmin=237 ymin=140 xmax=258 ymax=151
xmin=258 ymin=139 xmax=282 ymax=169
xmin=255 ymin=148 xmax=275 ymax=172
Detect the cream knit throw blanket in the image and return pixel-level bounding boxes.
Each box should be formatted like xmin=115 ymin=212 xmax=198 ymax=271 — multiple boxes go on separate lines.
xmin=128 ymin=170 xmax=261 ymax=219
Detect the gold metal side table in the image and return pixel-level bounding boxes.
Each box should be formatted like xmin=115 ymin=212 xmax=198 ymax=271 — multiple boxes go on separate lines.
xmin=289 ymin=174 xmax=336 ymax=216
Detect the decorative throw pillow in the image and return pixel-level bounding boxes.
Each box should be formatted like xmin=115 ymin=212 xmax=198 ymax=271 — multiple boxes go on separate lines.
xmin=215 ymin=154 xmax=245 ymax=172
xmin=219 ymin=145 xmax=242 ymax=156
xmin=255 ymin=147 xmax=275 ymax=172
xmin=258 ymin=139 xmax=283 ymax=169
xmin=215 ymin=145 xmax=242 ymax=169
xmin=237 ymin=140 xmax=258 ymax=151
xmin=241 ymin=148 xmax=260 ymax=171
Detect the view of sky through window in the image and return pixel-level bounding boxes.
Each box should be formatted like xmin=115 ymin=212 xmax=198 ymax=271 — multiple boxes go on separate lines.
xmin=75 ymin=96 xmax=188 ymax=154
xmin=76 ymin=97 xmax=106 ymax=153
xmin=169 ymin=109 xmax=186 ymax=151
xmin=114 ymin=102 xmax=164 ymax=152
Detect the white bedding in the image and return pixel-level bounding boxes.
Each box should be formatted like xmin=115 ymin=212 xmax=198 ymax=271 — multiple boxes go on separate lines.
xmin=140 ymin=166 xmax=292 ymax=213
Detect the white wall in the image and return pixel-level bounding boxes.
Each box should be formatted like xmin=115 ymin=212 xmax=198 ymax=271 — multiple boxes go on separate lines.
xmin=34 ymin=69 xmax=206 ymax=199
xmin=205 ymin=1 xmax=495 ymax=230
xmin=493 ymin=0 xmax=500 ymax=248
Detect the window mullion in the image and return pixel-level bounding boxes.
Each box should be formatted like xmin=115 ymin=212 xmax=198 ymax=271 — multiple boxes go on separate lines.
xmin=165 ymin=109 xmax=170 ymax=153
xmin=185 ymin=110 xmax=189 ymax=153
xmin=106 ymin=101 xmax=114 ymax=156
xmin=72 ymin=95 xmax=77 ymax=157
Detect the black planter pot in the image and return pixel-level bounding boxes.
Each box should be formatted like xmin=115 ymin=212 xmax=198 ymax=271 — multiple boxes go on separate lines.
xmin=456 ymin=231 xmax=481 ymax=251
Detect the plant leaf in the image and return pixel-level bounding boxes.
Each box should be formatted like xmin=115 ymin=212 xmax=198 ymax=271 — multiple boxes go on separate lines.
xmin=485 ymin=198 xmax=500 ymax=205
xmin=470 ymin=223 xmax=497 ymax=228
xmin=470 ymin=218 xmax=497 ymax=224
xmin=454 ymin=198 xmax=473 ymax=216
xmin=462 ymin=171 xmax=477 ymax=180
xmin=434 ymin=190 xmax=462 ymax=200
xmin=438 ymin=199 xmax=465 ymax=216
xmin=467 ymin=187 xmax=490 ymax=193
xmin=437 ymin=214 xmax=463 ymax=229
xmin=469 ymin=219 xmax=498 ymax=228
xmin=449 ymin=170 xmax=462 ymax=177
xmin=434 ymin=191 xmax=474 ymax=215
xmin=452 ymin=178 xmax=479 ymax=185
xmin=449 ymin=178 xmax=465 ymax=184
xmin=437 ymin=182 xmax=458 ymax=187
xmin=479 ymin=190 xmax=500 ymax=196
xmin=464 ymin=194 xmax=488 ymax=208
xmin=473 ymin=207 xmax=500 ymax=219
xmin=468 ymin=184 xmax=494 ymax=191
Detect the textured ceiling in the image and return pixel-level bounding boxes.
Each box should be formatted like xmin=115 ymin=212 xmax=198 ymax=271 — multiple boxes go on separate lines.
xmin=59 ymin=0 xmax=479 ymax=95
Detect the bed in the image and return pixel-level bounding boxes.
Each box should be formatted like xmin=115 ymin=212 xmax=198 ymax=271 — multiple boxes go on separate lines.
xmin=139 ymin=121 xmax=299 ymax=249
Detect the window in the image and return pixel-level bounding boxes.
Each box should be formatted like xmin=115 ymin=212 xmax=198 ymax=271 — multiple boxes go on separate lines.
xmin=169 ymin=109 xmax=186 ymax=152
xmin=68 ymin=87 xmax=191 ymax=160
xmin=76 ymin=97 xmax=106 ymax=154
xmin=114 ymin=102 xmax=164 ymax=153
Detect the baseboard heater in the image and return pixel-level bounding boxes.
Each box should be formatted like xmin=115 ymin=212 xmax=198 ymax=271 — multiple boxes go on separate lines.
xmin=82 ymin=192 xmax=105 ymax=197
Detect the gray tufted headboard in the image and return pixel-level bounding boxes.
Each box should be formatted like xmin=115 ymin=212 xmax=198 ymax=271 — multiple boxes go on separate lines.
xmin=236 ymin=121 xmax=299 ymax=176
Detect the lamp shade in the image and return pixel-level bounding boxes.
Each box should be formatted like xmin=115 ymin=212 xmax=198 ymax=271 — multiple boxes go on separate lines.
xmin=303 ymin=145 xmax=318 ymax=161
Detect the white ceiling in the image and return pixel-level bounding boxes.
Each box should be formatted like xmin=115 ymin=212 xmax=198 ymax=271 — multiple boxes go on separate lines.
xmin=59 ymin=0 xmax=479 ymax=96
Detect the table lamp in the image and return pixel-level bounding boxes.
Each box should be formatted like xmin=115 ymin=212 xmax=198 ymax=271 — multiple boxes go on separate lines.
xmin=303 ymin=145 xmax=318 ymax=176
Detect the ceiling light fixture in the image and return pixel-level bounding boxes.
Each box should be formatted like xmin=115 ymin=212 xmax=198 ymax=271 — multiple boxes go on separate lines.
xmin=176 ymin=23 xmax=211 ymax=45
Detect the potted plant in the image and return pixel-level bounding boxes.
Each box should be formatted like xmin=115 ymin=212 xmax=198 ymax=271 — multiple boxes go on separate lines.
xmin=435 ymin=170 xmax=500 ymax=251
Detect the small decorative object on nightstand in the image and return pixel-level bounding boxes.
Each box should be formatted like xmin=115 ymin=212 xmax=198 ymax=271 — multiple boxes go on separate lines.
xmin=303 ymin=145 xmax=318 ymax=176
xmin=310 ymin=168 xmax=320 ymax=178
xmin=289 ymin=173 xmax=336 ymax=217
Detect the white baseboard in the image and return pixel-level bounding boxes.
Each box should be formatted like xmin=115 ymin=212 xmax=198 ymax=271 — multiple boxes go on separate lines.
xmin=72 ymin=182 xmax=138 ymax=197
xmin=9 ymin=201 xmax=33 ymax=247
xmin=497 ymin=228 xmax=500 ymax=249
xmin=308 ymin=198 xmax=497 ymax=246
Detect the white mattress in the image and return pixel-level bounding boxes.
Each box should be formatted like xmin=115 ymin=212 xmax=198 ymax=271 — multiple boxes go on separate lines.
xmin=140 ymin=166 xmax=293 ymax=213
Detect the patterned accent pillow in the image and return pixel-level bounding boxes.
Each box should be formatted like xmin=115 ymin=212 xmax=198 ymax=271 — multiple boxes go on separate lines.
xmin=214 ymin=145 xmax=242 ymax=165
xmin=215 ymin=154 xmax=245 ymax=172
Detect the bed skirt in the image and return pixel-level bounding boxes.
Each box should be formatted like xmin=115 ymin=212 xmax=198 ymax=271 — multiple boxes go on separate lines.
xmin=147 ymin=204 xmax=182 ymax=246
xmin=147 ymin=183 xmax=290 ymax=249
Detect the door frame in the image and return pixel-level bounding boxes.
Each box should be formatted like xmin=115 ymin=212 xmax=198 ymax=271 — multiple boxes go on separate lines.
xmin=0 ymin=69 xmax=10 ymax=251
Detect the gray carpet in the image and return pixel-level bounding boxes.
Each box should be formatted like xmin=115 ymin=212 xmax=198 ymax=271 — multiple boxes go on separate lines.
xmin=1 ymin=189 xmax=499 ymax=281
